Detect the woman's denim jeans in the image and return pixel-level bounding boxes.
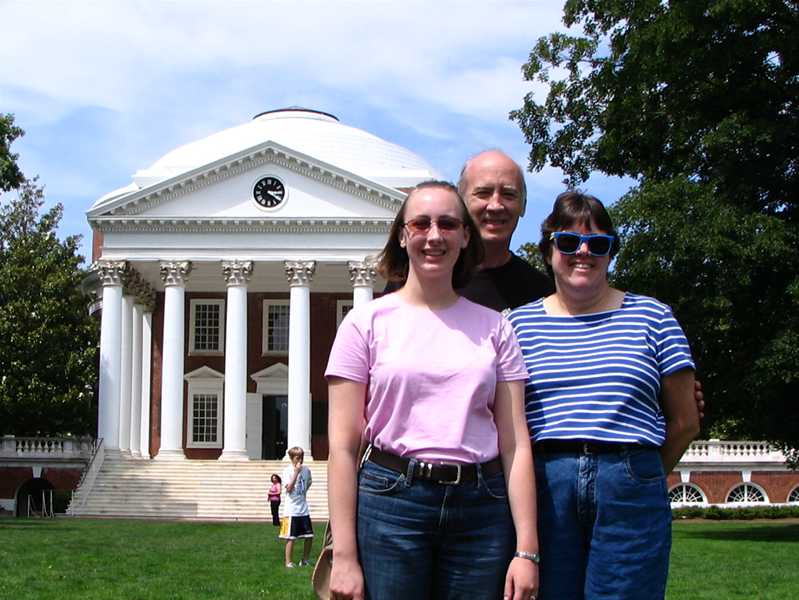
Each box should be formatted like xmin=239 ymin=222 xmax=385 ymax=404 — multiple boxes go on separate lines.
xmin=357 ymin=459 xmax=515 ymax=600
xmin=535 ymin=446 xmax=672 ymax=600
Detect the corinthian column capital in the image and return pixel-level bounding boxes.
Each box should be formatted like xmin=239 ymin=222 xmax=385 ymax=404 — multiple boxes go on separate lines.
xmin=92 ymin=260 xmax=128 ymax=286
xmin=159 ymin=261 xmax=192 ymax=287
xmin=284 ymin=260 xmax=316 ymax=287
xmin=222 ymin=260 xmax=253 ymax=287
xmin=347 ymin=257 xmax=378 ymax=287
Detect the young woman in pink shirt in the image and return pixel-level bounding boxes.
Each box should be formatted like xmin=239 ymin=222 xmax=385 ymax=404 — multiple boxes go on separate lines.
xmin=326 ymin=181 xmax=539 ymax=600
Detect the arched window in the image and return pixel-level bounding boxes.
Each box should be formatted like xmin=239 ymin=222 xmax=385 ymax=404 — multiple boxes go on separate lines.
xmin=669 ymin=483 xmax=706 ymax=506
xmin=788 ymin=486 xmax=799 ymax=504
xmin=726 ymin=483 xmax=767 ymax=504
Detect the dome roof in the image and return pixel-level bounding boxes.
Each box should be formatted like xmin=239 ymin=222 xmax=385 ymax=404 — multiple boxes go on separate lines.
xmin=133 ymin=108 xmax=439 ymax=190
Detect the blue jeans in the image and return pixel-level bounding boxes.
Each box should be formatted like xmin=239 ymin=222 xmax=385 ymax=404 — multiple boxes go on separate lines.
xmin=357 ymin=459 xmax=515 ymax=600
xmin=535 ymin=446 xmax=671 ymax=600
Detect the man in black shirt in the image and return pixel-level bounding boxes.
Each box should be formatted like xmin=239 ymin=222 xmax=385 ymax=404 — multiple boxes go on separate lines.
xmin=455 ymin=149 xmax=552 ymax=312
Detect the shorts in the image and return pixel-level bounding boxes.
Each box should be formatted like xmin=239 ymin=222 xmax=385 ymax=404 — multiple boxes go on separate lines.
xmin=279 ymin=514 xmax=314 ymax=540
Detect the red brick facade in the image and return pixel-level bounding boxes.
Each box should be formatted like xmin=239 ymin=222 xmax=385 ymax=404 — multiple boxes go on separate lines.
xmin=146 ymin=290 xmax=359 ymax=460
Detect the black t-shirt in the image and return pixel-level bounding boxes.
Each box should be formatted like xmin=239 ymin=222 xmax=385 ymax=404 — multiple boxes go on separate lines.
xmin=457 ymin=254 xmax=553 ymax=312
xmin=383 ymin=254 xmax=553 ymax=313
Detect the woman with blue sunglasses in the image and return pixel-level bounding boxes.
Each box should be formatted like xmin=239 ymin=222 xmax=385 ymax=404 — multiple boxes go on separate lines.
xmin=507 ymin=191 xmax=699 ymax=599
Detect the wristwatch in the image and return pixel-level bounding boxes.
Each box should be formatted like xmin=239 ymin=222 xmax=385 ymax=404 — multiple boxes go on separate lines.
xmin=514 ymin=550 xmax=541 ymax=564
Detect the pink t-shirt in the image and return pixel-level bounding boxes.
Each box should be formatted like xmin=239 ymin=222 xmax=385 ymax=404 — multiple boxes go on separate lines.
xmin=324 ymin=293 xmax=527 ymax=463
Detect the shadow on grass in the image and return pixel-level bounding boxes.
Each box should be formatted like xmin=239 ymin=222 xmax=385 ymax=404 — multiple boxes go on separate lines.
xmin=677 ymin=523 xmax=799 ymax=543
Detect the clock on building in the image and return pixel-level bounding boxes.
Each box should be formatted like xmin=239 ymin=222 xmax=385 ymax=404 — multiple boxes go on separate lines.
xmin=253 ymin=176 xmax=286 ymax=208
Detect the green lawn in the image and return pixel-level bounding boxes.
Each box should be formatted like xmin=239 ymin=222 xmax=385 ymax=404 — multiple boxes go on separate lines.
xmin=1 ymin=518 xmax=797 ymax=599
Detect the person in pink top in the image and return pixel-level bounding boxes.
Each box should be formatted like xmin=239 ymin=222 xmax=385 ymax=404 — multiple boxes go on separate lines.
xmin=325 ymin=181 xmax=540 ymax=600
xmin=268 ymin=473 xmax=282 ymax=527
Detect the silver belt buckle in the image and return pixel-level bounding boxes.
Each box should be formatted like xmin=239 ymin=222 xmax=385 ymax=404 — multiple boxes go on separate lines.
xmin=439 ymin=463 xmax=462 ymax=485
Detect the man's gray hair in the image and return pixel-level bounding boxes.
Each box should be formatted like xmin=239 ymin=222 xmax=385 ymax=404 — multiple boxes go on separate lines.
xmin=457 ymin=149 xmax=527 ymax=215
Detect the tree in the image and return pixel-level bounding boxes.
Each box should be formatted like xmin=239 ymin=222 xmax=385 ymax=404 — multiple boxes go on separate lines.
xmin=511 ymin=0 xmax=799 ymax=454
xmin=0 ymin=115 xmax=98 ymax=436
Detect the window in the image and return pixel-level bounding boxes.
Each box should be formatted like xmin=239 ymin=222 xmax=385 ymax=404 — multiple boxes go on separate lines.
xmin=185 ymin=369 xmax=224 ymax=449
xmin=189 ymin=299 xmax=225 ymax=354
xmin=788 ymin=486 xmax=799 ymax=504
xmin=337 ymin=300 xmax=354 ymax=328
xmin=726 ymin=483 xmax=767 ymax=504
xmin=668 ymin=483 xmax=706 ymax=506
xmin=263 ymin=300 xmax=290 ymax=354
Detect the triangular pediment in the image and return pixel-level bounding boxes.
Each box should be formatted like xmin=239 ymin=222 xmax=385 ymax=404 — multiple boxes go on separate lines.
xmin=88 ymin=140 xmax=405 ymax=231
xmin=184 ymin=366 xmax=225 ymax=380
xmin=250 ymin=363 xmax=289 ymax=382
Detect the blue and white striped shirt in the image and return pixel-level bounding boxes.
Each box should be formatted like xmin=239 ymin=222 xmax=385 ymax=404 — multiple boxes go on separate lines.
xmin=507 ymin=293 xmax=694 ymax=447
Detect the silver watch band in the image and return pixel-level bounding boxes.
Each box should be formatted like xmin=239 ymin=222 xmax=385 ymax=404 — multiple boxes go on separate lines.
xmin=514 ymin=550 xmax=541 ymax=564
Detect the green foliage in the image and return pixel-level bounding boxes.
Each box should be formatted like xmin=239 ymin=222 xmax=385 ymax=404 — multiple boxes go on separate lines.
xmin=0 ymin=114 xmax=25 ymax=192
xmin=0 ymin=120 xmax=98 ymax=436
xmin=512 ymin=1 xmax=799 ymax=450
xmin=672 ymin=505 xmax=799 ymax=520
xmin=516 ymin=241 xmax=549 ymax=276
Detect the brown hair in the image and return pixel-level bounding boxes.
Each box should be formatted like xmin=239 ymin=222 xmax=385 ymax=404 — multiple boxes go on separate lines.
xmin=539 ymin=191 xmax=620 ymax=278
xmin=377 ymin=180 xmax=484 ymax=289
xmin=287 ymin=446 xmax=304 ymax=462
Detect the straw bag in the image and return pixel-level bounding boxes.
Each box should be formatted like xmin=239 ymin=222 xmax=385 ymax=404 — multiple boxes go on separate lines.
xmin=311 ymin=520 xmax=334 ymax=600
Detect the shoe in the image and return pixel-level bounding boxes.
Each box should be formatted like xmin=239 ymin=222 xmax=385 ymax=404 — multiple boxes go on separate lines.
xmin=285 ymin=562 xmax=296 ymax=568
xmin=298 ymin=559 xmax=313 ymax=567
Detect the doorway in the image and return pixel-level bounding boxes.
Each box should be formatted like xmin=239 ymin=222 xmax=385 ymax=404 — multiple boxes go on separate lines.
xmin=261 ymin=394 xmax=288 ymax=459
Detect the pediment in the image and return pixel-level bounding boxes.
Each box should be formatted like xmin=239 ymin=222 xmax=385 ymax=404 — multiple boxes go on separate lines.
xmin=184 ymin=366 xmax=225 ymax=380
xmin=88 ymin=141 xmax=405 ymax=232
xmin=250 ymin=363 xmax=289 ymax=382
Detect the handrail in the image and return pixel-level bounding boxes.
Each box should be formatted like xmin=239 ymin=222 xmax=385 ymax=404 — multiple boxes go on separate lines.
xmin=68 ymin=438 xmax=104 ymax=514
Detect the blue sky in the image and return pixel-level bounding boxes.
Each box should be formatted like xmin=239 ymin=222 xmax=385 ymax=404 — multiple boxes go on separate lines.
xmin=1 ymin=0 xmax=633 ymax=263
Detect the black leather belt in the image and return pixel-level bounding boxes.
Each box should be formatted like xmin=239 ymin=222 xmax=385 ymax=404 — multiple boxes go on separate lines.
xmin=366 ymin=447 xmax=502 ymax=485
xmin=535 ymin=439 xmax=638 ymax=454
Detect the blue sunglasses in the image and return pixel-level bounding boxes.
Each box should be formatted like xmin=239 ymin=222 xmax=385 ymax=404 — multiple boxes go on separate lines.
xmin=550 ymin=232 xmax=615 ymax=256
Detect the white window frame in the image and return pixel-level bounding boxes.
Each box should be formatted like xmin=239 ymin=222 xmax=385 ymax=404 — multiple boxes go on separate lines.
xmin=186 ymin=376 xmax=224 ymax=449
xmin=189 ymin=299 xmax=226 ymax=355
xmin=336 ymin=299 xmax=354 ymax=328
xmin=725 ymin=482 xmax=769 ymax=505
xmin=788 ymin=486 xmax=799 ymax=504
xmin=262 ymin=300 xmax=291 ymax=355
xmin=668 ymin=483 xmax=708 ymax=507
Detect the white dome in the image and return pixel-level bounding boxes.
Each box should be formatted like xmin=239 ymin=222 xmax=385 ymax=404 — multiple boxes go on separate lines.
xmin=134 ymin=108 xmax=439 ymax=190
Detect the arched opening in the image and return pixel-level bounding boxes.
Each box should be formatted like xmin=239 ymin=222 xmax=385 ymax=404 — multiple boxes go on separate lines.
xmin=726 ymin=483 xmax=768 ymax=505
xmin=15 ymin=478 xmax=55 ymax=517
xmin=668 ymin=483 xmax=707 ymax=507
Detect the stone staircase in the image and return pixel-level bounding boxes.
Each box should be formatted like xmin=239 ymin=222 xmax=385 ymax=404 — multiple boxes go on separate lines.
xmin=67 ymin=455 xmax=329 ymax=521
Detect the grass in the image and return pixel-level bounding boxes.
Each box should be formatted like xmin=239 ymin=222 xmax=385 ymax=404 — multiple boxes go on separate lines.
xmin=667 ymin=519 xmax=799 ymax=599
xmin=0 ymin=518 xmax=320 ymax=599
xmin=1 ymin=518 xmax=797 ymax=599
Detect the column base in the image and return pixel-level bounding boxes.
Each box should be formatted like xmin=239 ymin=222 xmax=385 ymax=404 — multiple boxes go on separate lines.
xmin=219 ymin=449 xmax=249 ymax=461
xmin=154 ymin=449 xmax=186 ymax=461
xmin=130 ymin=450 xmax=142 ymax=459
xmin=119 ymin=449 xmax=132 ymax=458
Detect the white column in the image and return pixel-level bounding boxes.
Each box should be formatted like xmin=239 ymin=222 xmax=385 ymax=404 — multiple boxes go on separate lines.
xmin=140 ymin=308 xmax=153 ymax=458
xmin=220 ymin=260 xmax=253 ymax=461
xmin=94 ymin=260 xmax=127 ymax=452
xmin=157 ymin=261 xmax=192 ymax=460
xmin=284 ymin=260 xmax=315 ymax=459
xmin=129 ymin=302 xmax=144 ymax=458
xmin=348 ymin=257 xmax=377 ymax=307
xmin=118 ymin=294 xmax=134 ymax=455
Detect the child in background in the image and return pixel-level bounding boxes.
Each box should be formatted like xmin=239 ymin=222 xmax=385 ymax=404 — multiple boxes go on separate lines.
xmin=268 ymin=474 xmax=282 ymax=526
xmin=279 ymin=446 xmax=314 ymax=568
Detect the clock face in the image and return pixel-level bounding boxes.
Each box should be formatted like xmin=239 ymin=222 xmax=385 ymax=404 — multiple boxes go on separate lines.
xmin=253 ymin=176 xmax=286 ymax=208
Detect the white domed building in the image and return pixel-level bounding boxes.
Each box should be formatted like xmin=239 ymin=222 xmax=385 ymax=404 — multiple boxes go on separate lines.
xmin=86 ymin=108 xmax=440 ymax=465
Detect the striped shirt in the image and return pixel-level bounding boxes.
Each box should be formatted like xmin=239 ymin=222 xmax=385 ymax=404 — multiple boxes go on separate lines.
xmin=507 ymin=293 xmax=694 ymax=447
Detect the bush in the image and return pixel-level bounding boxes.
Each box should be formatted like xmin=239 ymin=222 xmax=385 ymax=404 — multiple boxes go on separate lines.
xmin=672 ymin=505 xmax=799 ymax=520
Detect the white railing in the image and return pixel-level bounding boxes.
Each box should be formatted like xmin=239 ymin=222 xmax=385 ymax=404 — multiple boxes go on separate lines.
xmin=680 ymin=439 xmax=787 ymax=464
xmin=1 ymin=435 xmax=96 ymax=460
xmin=67 ymin=438 xmax=105 ymax=514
